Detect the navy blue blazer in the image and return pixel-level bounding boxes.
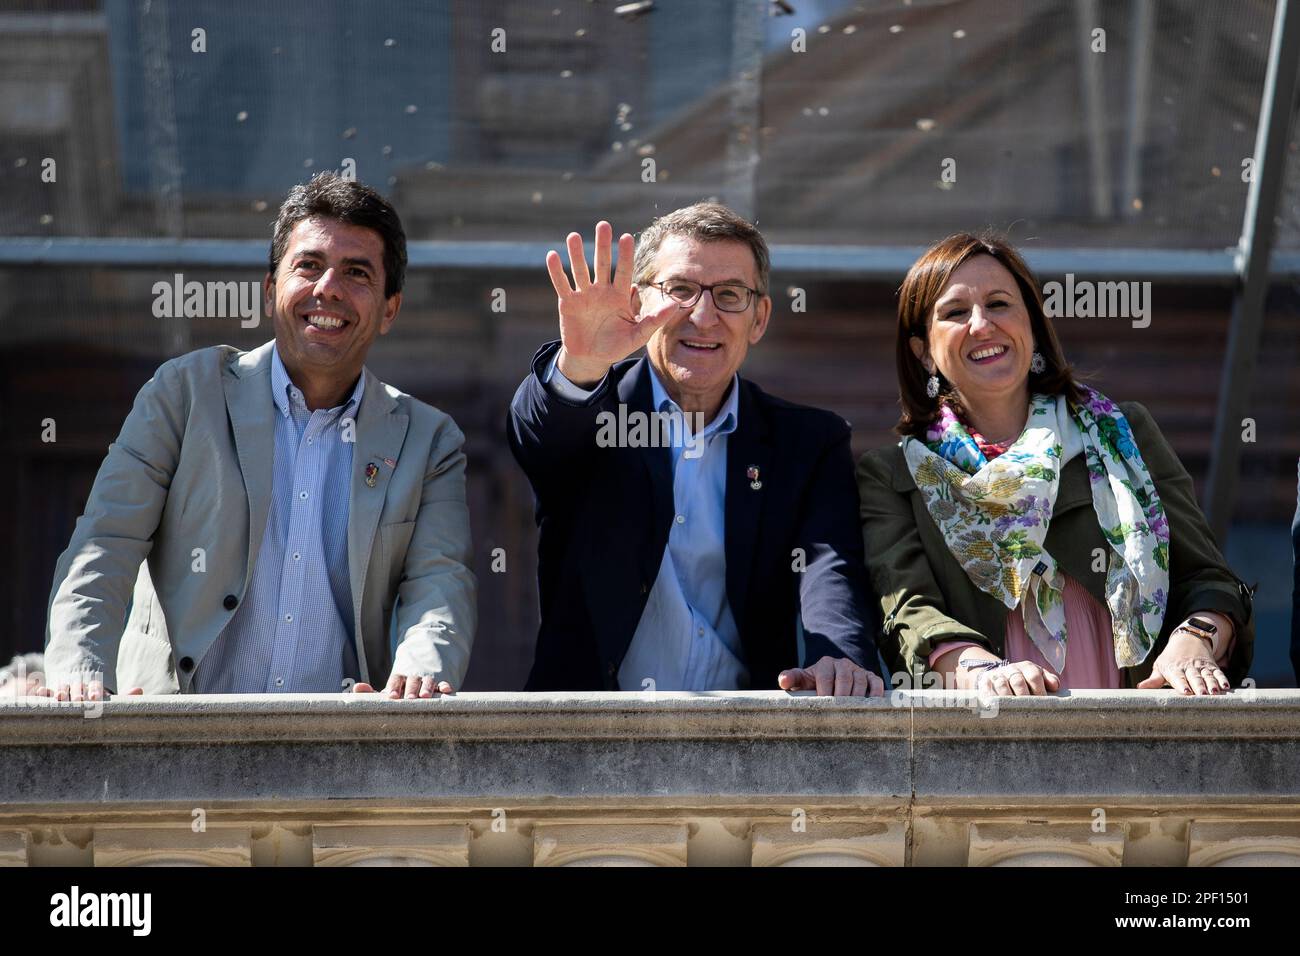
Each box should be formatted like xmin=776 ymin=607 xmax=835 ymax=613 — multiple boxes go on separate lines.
xmin=507 ymin=340 xmax=876 ymax=691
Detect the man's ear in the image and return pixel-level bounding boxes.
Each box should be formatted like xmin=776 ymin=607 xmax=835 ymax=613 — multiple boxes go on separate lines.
xmin=379 ymin=291 xmax=402 ymax=335
xmin=909 ymin=335 xmax=931 ymax=371
xmin=263 ymin=272 xmax=275 ymax=317
xmin=748 ymin=294 xmax=773 ymax=345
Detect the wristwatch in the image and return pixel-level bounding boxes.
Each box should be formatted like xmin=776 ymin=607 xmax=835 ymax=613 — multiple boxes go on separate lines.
xmin=1173 ymin=616 xmax=1218 ymax=650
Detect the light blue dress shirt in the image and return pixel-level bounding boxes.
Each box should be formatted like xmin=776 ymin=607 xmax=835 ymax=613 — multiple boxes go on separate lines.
xmin=544 ymin=356 xmax=749 ymax=690
xmin=194 ymin=346 xmax=362 ymax=693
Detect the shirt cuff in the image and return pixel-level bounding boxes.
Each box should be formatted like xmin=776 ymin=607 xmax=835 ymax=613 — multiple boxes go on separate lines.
xmin=543 ymin=352 xmax=599 ymax=402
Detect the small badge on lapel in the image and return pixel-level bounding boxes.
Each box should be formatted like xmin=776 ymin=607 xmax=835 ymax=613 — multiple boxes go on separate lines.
xmin=747 ymin=465 xmax=762 ymax=491
xmin=364 ymin=462 xmax=379 ymax=488
xmin=383 ymin=457 xmax=397 ymax=468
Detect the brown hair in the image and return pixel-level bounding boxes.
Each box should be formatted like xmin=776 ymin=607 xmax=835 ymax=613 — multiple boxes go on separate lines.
xmin=633 ymin=201 xmax=770 ymax=295
xmin=894 ymin=232 xmax=1082 ymax=438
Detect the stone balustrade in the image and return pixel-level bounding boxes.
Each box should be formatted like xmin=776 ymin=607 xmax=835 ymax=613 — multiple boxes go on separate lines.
xmin=2 ymin=689 xmax=1299 ymax=866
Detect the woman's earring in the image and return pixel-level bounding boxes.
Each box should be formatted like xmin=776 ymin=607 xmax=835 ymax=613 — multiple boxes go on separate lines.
xmin=1030 ymin=351 xmax=1046 ymax=374
xmin=926 ymin=373 xmax=941 ymax=399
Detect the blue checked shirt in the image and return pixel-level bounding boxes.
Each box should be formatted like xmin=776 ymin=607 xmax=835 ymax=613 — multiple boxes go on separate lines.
xmin=194 ymin=346 xmax=362 ymax=693
xmin=545 ymin=357 xmax=748 ymax=690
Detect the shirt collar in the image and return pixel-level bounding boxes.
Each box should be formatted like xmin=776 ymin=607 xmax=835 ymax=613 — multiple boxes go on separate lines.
xmin=648 ymin=364 xmax=740 ymax=440
xmin=271 ymin=344 xmax=365 ymax=419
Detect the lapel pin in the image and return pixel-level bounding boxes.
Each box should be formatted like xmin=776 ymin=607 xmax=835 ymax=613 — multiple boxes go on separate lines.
xmin=383 ymin=457 xmax=397 ymax=468
xmin=747 ymin=465 xmax=762 ymax=491
xmin=364 ymin=462 xmax=379 ymax=488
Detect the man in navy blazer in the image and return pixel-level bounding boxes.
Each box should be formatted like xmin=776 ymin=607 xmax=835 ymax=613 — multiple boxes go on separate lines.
xmin=508 ymin=203 xmax=882 ymax=696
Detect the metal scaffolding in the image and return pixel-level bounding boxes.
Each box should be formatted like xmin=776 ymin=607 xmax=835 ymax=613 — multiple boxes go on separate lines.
xmin=1205 ymin=0 xmax=1300 ymax=543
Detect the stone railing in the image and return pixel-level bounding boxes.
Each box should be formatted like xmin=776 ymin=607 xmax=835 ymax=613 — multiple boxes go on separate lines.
xmin=2 ymin=690 xmax=1299 ymax=866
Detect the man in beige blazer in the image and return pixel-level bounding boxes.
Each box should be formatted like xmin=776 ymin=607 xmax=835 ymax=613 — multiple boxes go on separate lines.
xmin=43 ymin=173 xmax=476 ymax=699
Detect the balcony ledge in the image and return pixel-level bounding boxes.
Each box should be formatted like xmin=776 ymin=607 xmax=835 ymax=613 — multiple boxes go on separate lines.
xmin=3 ymin=690 xmax=1299 ymax=866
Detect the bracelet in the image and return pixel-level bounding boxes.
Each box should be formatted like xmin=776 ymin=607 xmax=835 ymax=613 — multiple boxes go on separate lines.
xmin=958 ymin=658 xmax=1010 ymax=671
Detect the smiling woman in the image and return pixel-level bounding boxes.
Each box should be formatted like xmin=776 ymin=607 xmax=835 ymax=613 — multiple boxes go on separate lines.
xmin=894 ymin=233 xmax=1081 ymax=444
xmin=859 ymin=233 xmax=1255 ymax=698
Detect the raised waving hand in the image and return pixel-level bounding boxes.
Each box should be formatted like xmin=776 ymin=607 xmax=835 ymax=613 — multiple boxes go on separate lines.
xmin=545 ymin=220 xmax=679 ymax=386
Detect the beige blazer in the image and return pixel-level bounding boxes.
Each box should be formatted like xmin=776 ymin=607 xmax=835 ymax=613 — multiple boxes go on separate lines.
xmin=45 ymin=340 xmax=477 ymax=693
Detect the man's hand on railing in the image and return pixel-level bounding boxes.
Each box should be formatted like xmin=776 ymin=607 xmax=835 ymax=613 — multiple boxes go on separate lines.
xmin=351 ymin=673 xmax=455 ymax=699
xmin=778 ymin=655 xmax=886 ymax=697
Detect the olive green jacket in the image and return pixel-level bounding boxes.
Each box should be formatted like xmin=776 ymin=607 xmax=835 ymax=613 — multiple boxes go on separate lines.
xmin=857 ymin=402 xmax=1255 ymax=687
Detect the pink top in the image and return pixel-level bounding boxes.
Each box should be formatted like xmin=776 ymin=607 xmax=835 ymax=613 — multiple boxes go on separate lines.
xmin=928 ymin=573 xmax=1120 ymax=690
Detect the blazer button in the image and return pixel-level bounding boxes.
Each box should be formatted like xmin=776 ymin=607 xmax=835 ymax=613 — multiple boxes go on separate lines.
xmin=223 ymin=594 xmax=238 ymax=611
xmin=178 ymin=657 xmax=194 ymax=672
xmin=607 ymin=662 xmax=617 ymax=676
xmin=640 ymin=582 xmax=649 ymax=595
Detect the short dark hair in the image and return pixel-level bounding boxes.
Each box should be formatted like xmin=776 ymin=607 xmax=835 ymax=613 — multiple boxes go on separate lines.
xmin=268 ymin=172 xmax=407 ymax=298
xmin=633 ymin=201 xmax=770 ymax=295
xmin=895 ymin=232 xmax=1083 ymax=438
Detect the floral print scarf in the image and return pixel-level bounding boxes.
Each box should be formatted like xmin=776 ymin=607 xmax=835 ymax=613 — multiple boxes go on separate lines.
xmin=901 ymin=387 xmax=1169 ymax=670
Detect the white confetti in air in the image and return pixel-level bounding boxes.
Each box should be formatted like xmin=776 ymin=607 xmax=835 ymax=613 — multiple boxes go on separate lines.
xmin=890 ymin=24 xmax=903 ymax=34
xmin=916 ymin=118 xmax=936 ymax=131
xmin=236 ymin=111 xmax=248 ymax=122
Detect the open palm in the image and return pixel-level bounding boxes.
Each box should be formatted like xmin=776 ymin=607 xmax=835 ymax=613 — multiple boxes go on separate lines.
xmin=545 ymin=221 xmax=677 ymax=383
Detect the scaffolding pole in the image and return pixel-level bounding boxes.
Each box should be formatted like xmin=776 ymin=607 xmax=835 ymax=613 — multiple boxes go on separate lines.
xmin=1205 ymin=0 xmax=1300 ymax=542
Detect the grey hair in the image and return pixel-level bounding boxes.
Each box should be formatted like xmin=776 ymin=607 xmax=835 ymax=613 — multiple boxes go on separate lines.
xmin=632 ymin=201 xmax=770 ymax=295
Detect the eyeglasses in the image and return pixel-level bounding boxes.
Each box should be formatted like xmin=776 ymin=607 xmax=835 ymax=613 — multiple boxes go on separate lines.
xmin=651 ymin=278 xmax=762 ymax=313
